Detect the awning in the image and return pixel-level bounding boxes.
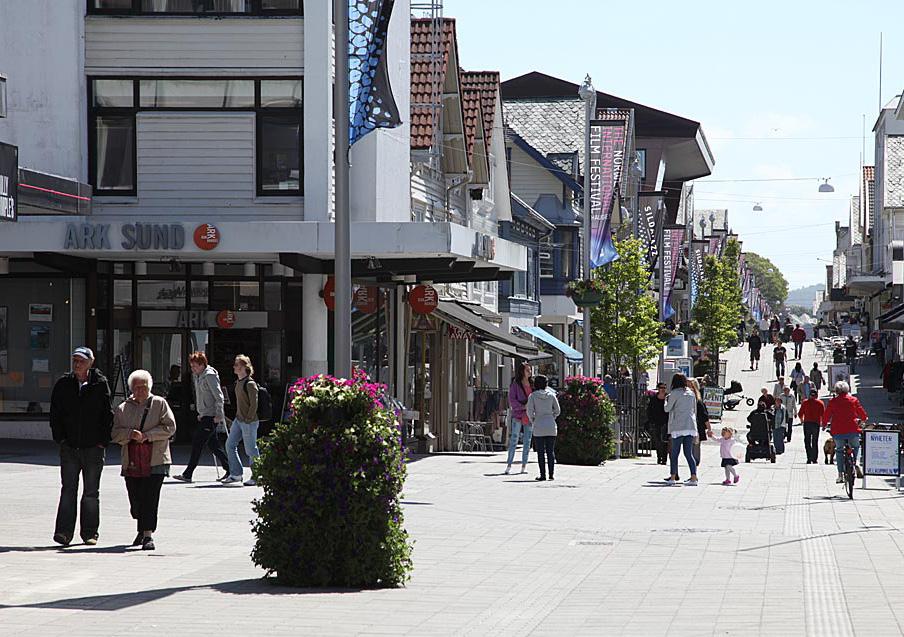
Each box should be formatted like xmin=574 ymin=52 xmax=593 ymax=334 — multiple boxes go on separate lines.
xmin=878 ymin=303 xmax=904 ymax=328
xmin=845 ymin=274 xmax=886 ymax=296
xmin=514 ymin=325 xmax=583 ymax=363
xmin=433 ymin=300 xmax=542 ymax=357
xmin=480 ymin=340 xmax=551 ymax=362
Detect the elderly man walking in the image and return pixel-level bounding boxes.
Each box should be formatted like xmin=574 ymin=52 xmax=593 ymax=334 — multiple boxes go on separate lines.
xmin=50 ymin=347 xmax=113 ymax=546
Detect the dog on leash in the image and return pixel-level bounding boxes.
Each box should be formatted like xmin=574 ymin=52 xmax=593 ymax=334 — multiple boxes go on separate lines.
xmin=824 ymin=437 xmax=836 ymax=464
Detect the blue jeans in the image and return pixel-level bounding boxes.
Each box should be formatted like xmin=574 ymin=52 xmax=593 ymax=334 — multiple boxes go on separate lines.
xmin=506 ymin=415 xmax=533 ymax=466
xmin=226 ymin=419 xmax=260 ymax=479
xmin=773 ymin=427 xmax=785 ymax=454
xmin=832 ymin=432 xmax=860 ymax=476
xmin=669 ymin=435 xmax=697 ymax=477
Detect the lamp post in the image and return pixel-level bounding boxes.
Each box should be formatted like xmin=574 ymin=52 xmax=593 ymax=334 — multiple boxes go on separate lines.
xmin=579 ymin=75 xmax=596 ymax=376
xmin=333 ymin=0 xmax=352 ymax=378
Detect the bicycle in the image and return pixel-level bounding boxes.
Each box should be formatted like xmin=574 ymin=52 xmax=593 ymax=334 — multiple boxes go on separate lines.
xmin=841 ymin=439 xmax=855 ymax=500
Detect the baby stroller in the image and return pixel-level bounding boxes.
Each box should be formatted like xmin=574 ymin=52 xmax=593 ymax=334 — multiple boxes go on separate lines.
xmin=745 ymin=413 xmax=776 ymax=463
xmin=723 ymin=380 xmax=755 ymax=411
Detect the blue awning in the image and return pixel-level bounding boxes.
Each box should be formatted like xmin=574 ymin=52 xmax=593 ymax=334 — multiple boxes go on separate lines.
xmin=515 ymin=325 xmax=583 ymax=363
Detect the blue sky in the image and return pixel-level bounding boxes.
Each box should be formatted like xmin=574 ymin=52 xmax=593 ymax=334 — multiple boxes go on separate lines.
xmin=442 ymin=0 xmax=904 ymax=290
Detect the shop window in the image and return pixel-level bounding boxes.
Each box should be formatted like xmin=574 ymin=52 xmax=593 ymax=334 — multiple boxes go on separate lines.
xmin=190 ymin=281 xmax=210 ymax=309
xmin=138 ymin=280 xmax=191 ymax=309
xmin=211 ymin=281 xmax=260 ymax=311
xmin=0 ymin=278 xmax=75 ymax=416
xmin=257 ymin=112 xmax=302 ymax=194
xmin=113 ymin=280 xmax=133 ymax=308
xmin=264 ymin=282 xmax=282 ymax=311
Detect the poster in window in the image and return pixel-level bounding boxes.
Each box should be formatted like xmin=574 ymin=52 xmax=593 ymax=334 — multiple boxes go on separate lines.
xmin=28 ymin=303 xmax=53 ymax=322
xmin=32 ymin=358 xmax=49 ymax=373
xmin=30 ymin=325 xmax=50 ymax=350
xmin=0 ymin=306 xmax=7 ymax=373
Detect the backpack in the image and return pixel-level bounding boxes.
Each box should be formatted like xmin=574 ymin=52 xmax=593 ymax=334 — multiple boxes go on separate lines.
xmin=242 ymin=378 xmax=272 ymax=422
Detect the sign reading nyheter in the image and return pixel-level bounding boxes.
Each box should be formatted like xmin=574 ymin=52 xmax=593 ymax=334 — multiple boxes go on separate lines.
xmin=0 ymin=141 xmax=17 ymax=222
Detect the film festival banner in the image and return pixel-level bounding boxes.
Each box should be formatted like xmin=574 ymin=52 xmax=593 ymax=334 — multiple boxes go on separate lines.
xmin=638 ymin=192 xmax=663 ymax=271
xmin=689 ymin=239 xmax=707 ymax=310
xmin=588 ymin=119 xmax=626 ymax=267
xmin=660 ymin=225 xmax=685 ymax=321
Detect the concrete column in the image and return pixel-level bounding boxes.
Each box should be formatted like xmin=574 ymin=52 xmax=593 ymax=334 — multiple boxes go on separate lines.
xmin=302 ymin=273 xmax=329 ymax=376
xmin=303 ymin=0 xmax=333 ymax=222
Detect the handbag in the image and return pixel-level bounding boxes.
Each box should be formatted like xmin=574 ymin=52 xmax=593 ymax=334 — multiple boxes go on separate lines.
xmin=125 ymin=401 xmax=153 ymax=478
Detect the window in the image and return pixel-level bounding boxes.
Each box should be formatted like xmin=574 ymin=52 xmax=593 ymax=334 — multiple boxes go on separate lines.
xmin=88 ymin=77 xmax=302 ymax=197
xmin=88 ymin=0 xmax=301 ymax=14
xmin=636 ymin=148 xmax=647 ymax=180
xmin=540 ymin=238 xmax=553 ymax=278
xmin=559 ymin=228 xmax=576 ymax=280
xmin=258 ymin=112 xmax=302 ymax=194
xmin=139 ymin=79 xmax=254 ymax=109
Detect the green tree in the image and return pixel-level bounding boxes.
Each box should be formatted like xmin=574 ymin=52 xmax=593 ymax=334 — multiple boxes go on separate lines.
xmin=589 ymin=238 xmax=661 ymax=376
xmin=693 ymin=239 xmax=744 ymax=371
xmin=745 ymin=252 xmax=789 ymax=309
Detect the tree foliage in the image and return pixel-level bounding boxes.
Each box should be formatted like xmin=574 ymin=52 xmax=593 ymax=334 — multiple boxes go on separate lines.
xmin=589 ymin=238 xmax=662 ymax=374
xmin=693 ymin=239 xmax=744 ymax=364
xmin=745 ymin=252 xmax=788 ymax=309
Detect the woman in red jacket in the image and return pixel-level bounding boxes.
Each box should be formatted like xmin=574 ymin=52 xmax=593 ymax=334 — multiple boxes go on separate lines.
xmin=821 ymin=381 xmax=867 ymax=482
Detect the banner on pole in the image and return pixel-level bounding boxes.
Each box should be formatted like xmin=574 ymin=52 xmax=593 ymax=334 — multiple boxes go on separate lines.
xmin=689 ymin=239 xmax=706 ymax=310
xmin=588 ymin=119 xmax=626 ymax=267
xmin=660 ymin=225 xmax=685 ymax=321
xmin=638 ymin=192 xmax=663 ymax=271
xmin=349 ymin=0 xmax=402 ymax=146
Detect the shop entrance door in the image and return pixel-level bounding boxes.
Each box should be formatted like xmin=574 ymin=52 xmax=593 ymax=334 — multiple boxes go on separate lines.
xmin=136 ymin=330 xmax=189 ymax=427
xmin=208 ymin=328 xmax=261 ymax=419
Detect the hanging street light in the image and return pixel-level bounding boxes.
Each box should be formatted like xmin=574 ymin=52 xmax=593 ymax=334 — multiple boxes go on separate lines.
xmin=752 ymin=202 xmax=763 ymax=212
xmin=819 ymin=178 xmax=835 ymax=193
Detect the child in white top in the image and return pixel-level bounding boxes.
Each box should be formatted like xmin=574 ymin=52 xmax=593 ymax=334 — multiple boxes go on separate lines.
xmin=720 ymin=427 xmax=740 ymax=485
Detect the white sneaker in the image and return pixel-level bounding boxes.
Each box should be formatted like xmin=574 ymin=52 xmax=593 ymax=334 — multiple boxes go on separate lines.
xmin=243 ymin=478 xmax=257 ymax=487
xmin=665 ymin=478 xmax=678 ymax=486
xmin=685 ymin=478 xmax=698 ymax=486
xmin=504 ymin=466 xmax=511 ymax=475
xmin=836 ymin=476 xmax=845 ymax=484
xmin=221 ymin=475 xmax=243 ymax=485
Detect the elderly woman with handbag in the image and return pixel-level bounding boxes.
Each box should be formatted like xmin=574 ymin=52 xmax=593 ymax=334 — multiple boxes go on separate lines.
xmin=111 ymin=369 xmax=176 ymax=551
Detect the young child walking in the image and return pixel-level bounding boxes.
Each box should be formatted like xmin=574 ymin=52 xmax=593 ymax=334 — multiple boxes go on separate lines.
xmin=720 ymin=427 xmax=740 ymax=485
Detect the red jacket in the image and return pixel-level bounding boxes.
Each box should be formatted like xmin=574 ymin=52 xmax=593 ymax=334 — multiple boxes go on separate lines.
xmin=798 ymin=397 xmax=825 ymax=423
xmin=792 ymin=328 xmax=806 ymax=343
xmin=820 ymin=393 xmax=867 ymax=435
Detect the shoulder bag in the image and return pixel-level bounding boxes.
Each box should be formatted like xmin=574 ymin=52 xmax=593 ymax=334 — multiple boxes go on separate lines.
xmin=125 ymin=400 xmax=153 ymax=478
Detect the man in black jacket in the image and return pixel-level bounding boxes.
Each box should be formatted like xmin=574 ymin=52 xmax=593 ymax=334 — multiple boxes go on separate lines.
xmin=50 ymin=347 xmax=113 ymax=546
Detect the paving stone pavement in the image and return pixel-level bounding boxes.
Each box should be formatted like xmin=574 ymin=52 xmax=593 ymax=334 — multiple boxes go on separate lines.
xmin=2 ymin=343 xmax=904 ymax=636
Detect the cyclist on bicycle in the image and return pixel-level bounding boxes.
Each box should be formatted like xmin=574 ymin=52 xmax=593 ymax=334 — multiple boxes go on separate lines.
xmin=821 ymin=380 xmax=867 ymax=483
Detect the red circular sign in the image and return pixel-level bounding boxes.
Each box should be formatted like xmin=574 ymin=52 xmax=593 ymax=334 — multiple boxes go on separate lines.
xmin=216 ymin=309 xmax=236 ymax=329
xmin=322 ymin=277 xmax=335 ymax=311
xmin=193 ymin=224 xmax=220 ymax=250
xmin=353 ymin=286 xmax=379 ymax=314
xmin=409 ymin=285 xmax=438 ymax=314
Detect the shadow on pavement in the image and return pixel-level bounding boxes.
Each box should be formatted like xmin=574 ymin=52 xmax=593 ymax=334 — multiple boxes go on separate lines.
xmin=0 ymin=578 xmax=368 ymax=611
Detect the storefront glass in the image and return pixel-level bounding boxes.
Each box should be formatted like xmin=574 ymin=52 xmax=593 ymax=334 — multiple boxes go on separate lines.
xmin=0 ymin=277 xmax=77 ymax=415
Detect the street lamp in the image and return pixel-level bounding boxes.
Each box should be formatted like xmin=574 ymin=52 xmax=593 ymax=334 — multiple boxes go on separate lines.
xmin=752 ymin=202 xmax=763 ymax=212
xmin=579 ymin=74 xmax=596 ymax=375
xmin=818 ymin=178 xmax=835 ymax=193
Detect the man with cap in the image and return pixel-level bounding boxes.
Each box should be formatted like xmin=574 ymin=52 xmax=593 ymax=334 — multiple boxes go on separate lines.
xmin=49 ymin=347 xmax=113 ymax=546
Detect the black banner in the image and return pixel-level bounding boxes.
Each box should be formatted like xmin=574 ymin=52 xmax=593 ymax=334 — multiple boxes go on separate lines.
xmin=638 ymin=192 xmax=664 ymax=270
xmin=0 ymin=141 xmax=16 ymax=222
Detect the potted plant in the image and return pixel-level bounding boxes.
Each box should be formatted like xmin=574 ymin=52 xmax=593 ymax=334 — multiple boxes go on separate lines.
xmin=556 ymin=376 xmax=616 ymax=465
xmin=251 ymin=370 xmax=413 ymax=588
xmin=565 ymin=278 xmax=606 ymax=307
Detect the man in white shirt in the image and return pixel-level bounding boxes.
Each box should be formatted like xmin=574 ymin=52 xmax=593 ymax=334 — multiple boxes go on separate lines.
xmin=781 ymin=385 xmax=797 ymax=443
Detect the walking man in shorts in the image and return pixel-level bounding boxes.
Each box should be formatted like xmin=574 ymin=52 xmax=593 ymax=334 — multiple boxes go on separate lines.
xmin=747 ymin=331 xmax=762 ymax=371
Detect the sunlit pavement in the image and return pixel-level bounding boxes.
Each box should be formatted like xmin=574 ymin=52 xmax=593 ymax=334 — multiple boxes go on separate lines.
xmin=2 ymin=342 xmax=904 ymax=636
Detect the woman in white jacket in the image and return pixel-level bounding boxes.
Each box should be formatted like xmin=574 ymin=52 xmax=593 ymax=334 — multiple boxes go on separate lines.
xmin=526 ymin=374 xmax=561 ymax=482
xmin=664 ymin=373 xmax=699 ymax=486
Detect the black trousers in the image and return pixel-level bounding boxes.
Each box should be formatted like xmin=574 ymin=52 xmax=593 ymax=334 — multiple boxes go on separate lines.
xmin=794 ymin=342 xmax=803 ymax=359
xmin=55 ymin=444 xmax=105 ymax=542
xmin=785 ymin=419 xmax=793 ymax=442
xmin=803 ymin=422 xmax=820 ymax=463
xmin=184 ymin=416 xmax=229 ymax=479
xmin=125 ymin=475 xmax=165 ymax=532
xmin=774 ymin=360 xmax=785 ymax=378
xmin=534 ymin=435 xmax=556 ymax=478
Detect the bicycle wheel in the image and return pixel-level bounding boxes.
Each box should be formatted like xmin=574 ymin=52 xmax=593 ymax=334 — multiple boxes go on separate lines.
xmin=844 ymin=456 xmax=855 ymax=500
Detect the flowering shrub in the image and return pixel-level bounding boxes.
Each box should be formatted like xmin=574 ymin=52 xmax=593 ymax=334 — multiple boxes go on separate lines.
xmin=556 ymin=375 xmax=616 ymax=465
xmin=251 ymin=369 xmax=413 ymax=588
xmin=564 ymin=278 xmax=606 ymax=298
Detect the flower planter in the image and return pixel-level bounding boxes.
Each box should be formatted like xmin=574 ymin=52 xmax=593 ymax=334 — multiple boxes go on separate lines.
xmin=571 ymin=291 xmax=603 ymax=307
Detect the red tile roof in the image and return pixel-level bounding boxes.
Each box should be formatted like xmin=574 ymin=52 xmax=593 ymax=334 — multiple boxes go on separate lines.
xmin=864 ymin=165 xmax=875 ymax=181
xmin=460 ymin=71 xmax=500 ymax=148
xmin=460 ymin=86 xmax=482 ymax=162
xmin=410 ymin=18 xmax=458 ymax=150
